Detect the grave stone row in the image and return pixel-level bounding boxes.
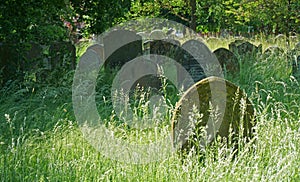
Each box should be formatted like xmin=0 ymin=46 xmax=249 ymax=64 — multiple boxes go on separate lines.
xmin=86 ymin=29 xmax=256 ymax=155
xmin=101 ymin=31 xmax=300 ymax=83
xmin=100 ymin=29 xmax=219 ymax=91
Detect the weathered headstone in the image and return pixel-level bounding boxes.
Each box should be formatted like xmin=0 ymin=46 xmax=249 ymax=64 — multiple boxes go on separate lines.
xmin=262 ymin=46 xmax=284 ymax=59
xmin=142 ymin=39 xmax=183 ymax=91
xmin=292 ymin=55 xmax=300 ymax=79
xmin=149 ymin=29 xmax=166 ymax=40
xmin=220 ymin=29 xmax=231 ymax=38
xmin=103 ymin=29 xmax=143 ymax=70
xmin=148 ymin=39 xmax=181 ymax=60
xmin=295 ymin=42 xmax=300 ymax=50
xmin=86 ymin=43 xmax=104 ymax=61
xmin=79 ymin=45 xmax=104 ymax=73
xmin=229 ymin=40 xmax=262 ymax=57
xmin=182 ymin=39 xmax=220 ymax=83
xmin=49 ymin=41 xmax=76 ymax=70
xmin=274 ymin=34 xmax=287 ymax=46
xmin=129 ymin=58 xmax=161 ymax=92
xmin=22 ymin=42 xmax=47 ymax=73
xmin=0 ymin=43 xmax=20 ymax=85
xmin=213 ymin=48 xmax=239 ymax=74
xmin=288 ymin=45 xmax=300 ymax=72
xmin=24 ymin=42 xmax=43 ymax=61
xmin=289 ymin=35 xmax=298 ymax=45
xmin=172 ymin=76 xmax=255 ymax=152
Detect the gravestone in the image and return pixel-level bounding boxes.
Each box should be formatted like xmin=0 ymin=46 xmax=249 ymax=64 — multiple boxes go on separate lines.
xmin=229 ymin=40 xmax=262 ymax=57
xmin=24 ymin=42 xmax=43 ymax=61
xmin=274 ymin=34 xmax=287 ymax=45
xmin=128 ymin=58 xmax=161 ymax=92
xmin=213 ymin=48 xmax=239 ymax=74
xmin=262 ymin=46 xmax=284 ymax=60
xmin=288 ymin=45 xmax=300 ymax=70
xmin=229 ymin=39 xmax=246 ymax=48
xmin=220 ymin=29 xmax=230 ymax=38
xmin=142 ymin=39 xmax=183 ymax=91
xmin=292 ymin=55 xmax=300 ymax=79
xmin=22 ymin=42 xmax=46 ymax=72
xmin=79 ymin=44 xmax=104 ymax=73
xmin=289 ymin=36 xmax=298 ymax=45
xmin=0 ymin=43 xmax=21 ymax=85
xmin=149 ymin=29 xmax=166 ymax=40
xmin=86 ymin=43 xmax=104 ymax=61
xmin=172 ymin=76 xmax=255 ymax=152
xmin=49 ymin=41 xmax=76 ymax=70
xmin=103 ymin=29 xmax=143 ymax=70
xmin=182 ymin=39 xmax=220 ymax=83
xmin=295 ymin=42 xmax=300 ymax=50
xmin=148 ymin=39 xmax=181 ymax=61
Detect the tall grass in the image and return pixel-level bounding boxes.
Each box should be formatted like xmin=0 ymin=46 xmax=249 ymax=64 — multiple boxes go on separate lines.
xmin=0 ymin=36 xmax=299 ymax=181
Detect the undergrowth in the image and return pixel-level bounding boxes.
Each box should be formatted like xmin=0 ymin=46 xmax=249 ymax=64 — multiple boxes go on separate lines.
xmin=0 ymin=35 xmax=299 ymax=181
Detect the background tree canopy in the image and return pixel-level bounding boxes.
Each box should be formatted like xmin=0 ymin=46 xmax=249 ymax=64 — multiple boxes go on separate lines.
xmin=0 ymin=0 xmax=299 ymax=43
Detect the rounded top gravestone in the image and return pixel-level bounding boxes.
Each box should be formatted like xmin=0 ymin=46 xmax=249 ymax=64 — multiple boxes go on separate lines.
xmin=49 ymin=41 xmax=76 ymax=70
xmin=288 ymin=44 xmax=300 ymax=79
xmin=25 ymin=42 xmax=43 ymax=61
xmin=294 ymin=42 xmax=300 ymax=51
xmin=263 ymin=46 xmax=284 ymax=55
xmin=79 ymin=45 xmax=103 ymax=73
xmin=274 ymin=34 xmax=287 ymax=45
xmin=181 ymin=39 xmax=222 ymax=83
xmin=86 ymin=43 xmax=104 ymax=61
xmin=171 ymin=76 xmax=255 ymax=152
xmin=213 ymin=48 xmax=239 ymax=75
xmin=0 ymin=43 xmax=20 ymax=85
xmin=292 ymin=55 xmax=300 ymax=79
xmin=263 ymin=46 xmax=284 ymax=58
xmin=229 ymin=40 xmax=262 ymax=58
xmin=103 ymin=29 xmax=143 ymax=70
xmin=148 ymin=39 xmax=181 ymax=61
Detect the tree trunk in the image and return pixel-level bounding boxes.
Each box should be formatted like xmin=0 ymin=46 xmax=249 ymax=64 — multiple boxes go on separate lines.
xmin=190 ymin=0 xmax=197 ymax=31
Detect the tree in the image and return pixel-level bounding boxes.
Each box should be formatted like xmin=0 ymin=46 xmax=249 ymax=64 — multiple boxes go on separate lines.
xmin=70 ymin=0 xmax=131 ymax=35
xmin=190 ymin=0 xmax=197 ymax=31
xmin=0 ymin=0 xmax=71 ymax=43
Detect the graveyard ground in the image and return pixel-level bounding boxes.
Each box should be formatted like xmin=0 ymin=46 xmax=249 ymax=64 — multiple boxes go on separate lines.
xmin=0 ymin=36 xmax=299 ymax=181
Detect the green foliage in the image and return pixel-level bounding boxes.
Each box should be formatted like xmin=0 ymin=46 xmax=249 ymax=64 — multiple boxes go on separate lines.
xmin=125 ymin=0 xmax=300 ymax=34
xmin=244 ymin=0 xmax=300 ymax=34
xmin=70 ymin=0 xmax=131 ymax=35
xmin=126 ymin=0 xmax=190 ymax=26
xmin=0 ymin=0 xmax=71 ymax=43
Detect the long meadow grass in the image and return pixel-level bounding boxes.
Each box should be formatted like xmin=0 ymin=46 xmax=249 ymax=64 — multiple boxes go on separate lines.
xmin=0 ymin=35 xmax=299 ymax=181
